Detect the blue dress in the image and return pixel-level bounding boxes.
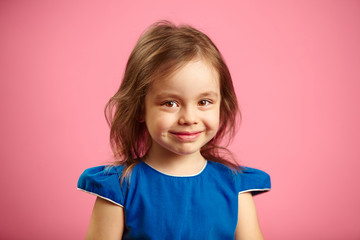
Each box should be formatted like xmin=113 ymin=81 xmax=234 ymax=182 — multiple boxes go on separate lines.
xmin=77 ymin=161 xmax=271 ymax=240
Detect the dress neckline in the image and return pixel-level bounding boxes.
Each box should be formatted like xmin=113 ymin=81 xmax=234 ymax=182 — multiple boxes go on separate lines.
xmin=142 ymin=160 xmax=208 ymax=178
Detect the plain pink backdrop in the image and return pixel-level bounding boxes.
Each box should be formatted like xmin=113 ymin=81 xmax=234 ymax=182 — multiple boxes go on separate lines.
xmin=1 ymin=0 xmax=359 ymax=239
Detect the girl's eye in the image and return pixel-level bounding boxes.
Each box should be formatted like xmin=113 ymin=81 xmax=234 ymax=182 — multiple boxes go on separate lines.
xmin=198 ymin=100 xmax=212 ymax=106
xmin=162 ymin=101 xmax=178 ymax=108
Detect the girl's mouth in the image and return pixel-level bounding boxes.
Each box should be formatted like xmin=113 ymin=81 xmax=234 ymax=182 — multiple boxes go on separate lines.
xmin=169 ymin=131 xmax=202 ymax=141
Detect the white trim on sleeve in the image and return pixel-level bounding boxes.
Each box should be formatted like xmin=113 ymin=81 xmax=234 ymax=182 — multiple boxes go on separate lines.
xmin=238 ymin=188 xmax=271 ymax=194
xmin=77 ymin=188 xmax=124 ymax=208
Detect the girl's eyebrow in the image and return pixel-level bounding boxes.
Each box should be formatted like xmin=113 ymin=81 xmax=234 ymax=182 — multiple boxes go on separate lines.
xmin=154 ymin=91 xmax=219 ymax=100
xmin=197 ymin=91 xmax=219 ymax=98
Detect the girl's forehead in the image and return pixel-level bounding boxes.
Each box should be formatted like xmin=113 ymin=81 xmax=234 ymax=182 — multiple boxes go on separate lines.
xmin=148 ymin=60 xmax=220 ymax=96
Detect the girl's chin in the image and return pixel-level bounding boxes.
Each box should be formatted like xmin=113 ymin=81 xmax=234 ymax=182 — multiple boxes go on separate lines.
xmin=170 ymin=148 xmax=202 ymax=156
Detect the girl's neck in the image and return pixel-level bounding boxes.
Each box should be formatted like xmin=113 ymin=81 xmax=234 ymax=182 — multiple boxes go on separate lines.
xmin=144 ymin=148 xmax=207 ymax=176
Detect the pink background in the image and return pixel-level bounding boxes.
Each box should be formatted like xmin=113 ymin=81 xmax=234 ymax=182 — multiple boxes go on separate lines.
xmin=1 ymin=1 xmax=359 ymax=239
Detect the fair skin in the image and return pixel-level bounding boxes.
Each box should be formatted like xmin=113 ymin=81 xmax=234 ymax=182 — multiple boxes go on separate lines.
xmin=85 ymin=198 xmax=124 ymax=240
xmin=143 ymin=59 xmax=220 ymax=175
xmin=86 ymin=60 xmax=263 ymax=239
xmin=236 ymin=193 xmax=264 ymax=240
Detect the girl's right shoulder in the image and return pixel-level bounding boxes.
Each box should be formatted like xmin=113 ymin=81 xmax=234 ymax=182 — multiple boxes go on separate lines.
xmin=77 ymin=165 xmax=127 ymax=208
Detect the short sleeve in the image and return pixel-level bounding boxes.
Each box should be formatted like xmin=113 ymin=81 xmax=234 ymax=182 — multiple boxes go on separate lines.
xmin=77 ymin=165 xmax=125 ymax=207
xmin=237 ymin=167 xmax=271 ymax=196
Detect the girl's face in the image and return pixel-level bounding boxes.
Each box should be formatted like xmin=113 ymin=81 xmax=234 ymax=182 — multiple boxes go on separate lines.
xmin=144 ymin=60 xmax=221 ymax=158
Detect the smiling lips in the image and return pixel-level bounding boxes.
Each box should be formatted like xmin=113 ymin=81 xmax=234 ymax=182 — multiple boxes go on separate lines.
xmin=170 ymin=131 xmax=202 ymax=141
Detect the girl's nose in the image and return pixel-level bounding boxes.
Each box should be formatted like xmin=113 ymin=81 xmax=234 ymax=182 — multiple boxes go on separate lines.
xmin=178 ymin=107 xmax=198 ymax=125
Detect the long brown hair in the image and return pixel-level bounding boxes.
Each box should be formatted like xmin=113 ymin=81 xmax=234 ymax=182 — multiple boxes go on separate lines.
xmin=105 ymin=20 xmax=241 ymax=179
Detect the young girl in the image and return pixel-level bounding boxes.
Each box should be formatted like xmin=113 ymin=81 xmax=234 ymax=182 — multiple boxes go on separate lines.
xmin=78 ymin=20 xmax=271 ymax=240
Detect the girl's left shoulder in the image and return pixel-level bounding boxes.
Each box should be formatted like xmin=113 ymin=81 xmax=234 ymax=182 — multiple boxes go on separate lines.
xmin=208 ymin=161 xmax=271 ymax=196
xmin=237 ymin=166 xmax=271 ymax=196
